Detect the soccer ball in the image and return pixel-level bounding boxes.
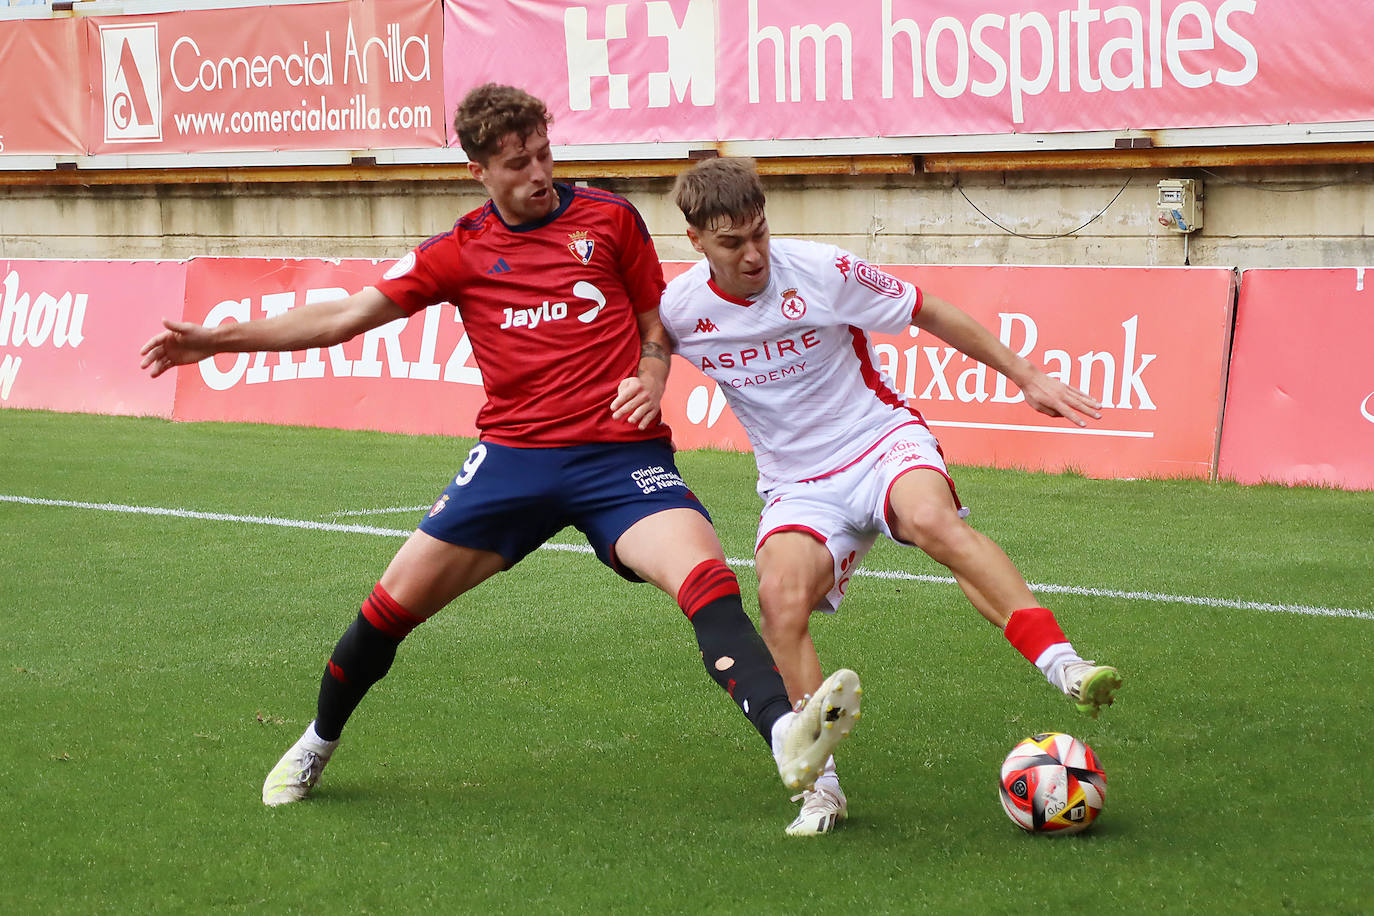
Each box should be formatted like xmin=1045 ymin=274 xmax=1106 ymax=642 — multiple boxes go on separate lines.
xmin=998 ymin=732 xmax=1106 ymax=835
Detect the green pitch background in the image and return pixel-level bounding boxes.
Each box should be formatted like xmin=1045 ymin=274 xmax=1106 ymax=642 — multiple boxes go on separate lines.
xmin=2 ymin=410 xmax=1370 ymax=914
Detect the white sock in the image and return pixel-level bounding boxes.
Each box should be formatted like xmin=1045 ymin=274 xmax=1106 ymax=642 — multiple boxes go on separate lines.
xmin=304 ymin=721 xmax=340 ymax=753
xmin=1033 ymin=643 xmax=1082 ymax=694
xmin=812 ymin=757 xmax=841 ymax=794
xmin=771 ymin=711 xmax=797 ymax=763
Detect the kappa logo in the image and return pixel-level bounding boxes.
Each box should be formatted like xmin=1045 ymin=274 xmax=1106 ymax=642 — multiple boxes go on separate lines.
xmin=568 ymin=231 xmax=595 ymax=265
xmin=780 ymin=288 xmax=806 ymax=320
xmin=99 ymin=23 xmax=162 ymax=143
xmin=693 ymin=318 xmax=719 ymax=333
xmin=833 ymin=254 xmax=852 ymax=280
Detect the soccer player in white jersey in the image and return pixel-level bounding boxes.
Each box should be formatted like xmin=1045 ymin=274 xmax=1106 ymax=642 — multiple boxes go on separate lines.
xmin=660 ymin=157 xmax=1123 ymax=837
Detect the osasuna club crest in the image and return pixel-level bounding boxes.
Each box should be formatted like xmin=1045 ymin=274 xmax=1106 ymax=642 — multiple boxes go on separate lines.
xmin=568 ymin=231 xmax=595 ymax=265
xmin=780 ymin=287 xmax=806 ymax=320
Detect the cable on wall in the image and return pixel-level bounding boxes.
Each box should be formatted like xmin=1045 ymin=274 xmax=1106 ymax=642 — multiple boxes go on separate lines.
xmin=953 ymin=176 xmax=1132 ymax=240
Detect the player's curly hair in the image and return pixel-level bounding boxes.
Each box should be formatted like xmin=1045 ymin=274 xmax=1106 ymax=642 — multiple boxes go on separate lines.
xmin=672 ymin=157 xmax=767 ymax=231
xmin=453 ymin=84 xmax=553 ymax=164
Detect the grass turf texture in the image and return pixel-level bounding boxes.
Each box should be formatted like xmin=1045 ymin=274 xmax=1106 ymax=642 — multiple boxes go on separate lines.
xmin=2 ymin=409 xmax=1370 ymax=914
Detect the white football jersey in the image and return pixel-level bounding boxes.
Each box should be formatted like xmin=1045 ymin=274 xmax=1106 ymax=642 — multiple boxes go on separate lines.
xmin=662 ymin=238 xmax=926 ymax=493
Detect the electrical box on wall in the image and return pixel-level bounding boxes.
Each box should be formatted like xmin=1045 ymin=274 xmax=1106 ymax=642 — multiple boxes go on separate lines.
xmin=1157 ymin=178 xmax=1203 ymax=233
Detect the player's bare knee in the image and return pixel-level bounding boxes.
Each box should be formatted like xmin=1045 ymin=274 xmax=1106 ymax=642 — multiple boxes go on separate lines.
xmin=895 ymin=504 xmax=968 ymax=558
xmin=758 ymin=584 xmax=812 ymax=639
xmin=758 ymin=573 xmax=806 ymax=613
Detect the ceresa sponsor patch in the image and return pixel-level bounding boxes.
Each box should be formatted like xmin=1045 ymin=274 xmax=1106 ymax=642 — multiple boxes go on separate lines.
xmin=382 ymin=251 xmax=417 ymax=280
xmin=854 ymin=261 xmax=905 ymax=299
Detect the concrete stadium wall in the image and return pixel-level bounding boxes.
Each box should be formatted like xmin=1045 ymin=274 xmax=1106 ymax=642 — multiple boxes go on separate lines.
xmin=1 ymin=163 xmax=1370 ymax=268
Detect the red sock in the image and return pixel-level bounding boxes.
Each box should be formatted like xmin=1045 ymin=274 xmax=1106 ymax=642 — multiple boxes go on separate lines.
xmin=361 ymin=582 xmax=424 ymax=639
xmin=1003 ymin=607 xmax=1068 ymax=664
xmin=676 ymin=559 xmax=740 ymax=619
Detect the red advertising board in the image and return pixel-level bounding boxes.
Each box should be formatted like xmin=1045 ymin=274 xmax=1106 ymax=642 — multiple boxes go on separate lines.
xmin=661 ymin=263 xmax=1236 ymax=480
xmin=0 ymin=18 xmax=85 ymax=155
xmin=3 ymin=257 xmax=1237 ymax=483
xmin=84 ymin=0 xmax=444 ymax=155
xmin=172 ymin=257 xmax=487 ymax=437
xmin=1218 ymin=268 xmax=1374 ymax=490
xmin=0 ymin=260 xmax=184 ymax=418
xmin=443 ymin=0 xmax=1374 ymax=146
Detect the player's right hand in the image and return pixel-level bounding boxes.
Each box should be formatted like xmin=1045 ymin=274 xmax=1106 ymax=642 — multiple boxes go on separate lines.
xmin=139 ymin=318 xmax=215 ymax=378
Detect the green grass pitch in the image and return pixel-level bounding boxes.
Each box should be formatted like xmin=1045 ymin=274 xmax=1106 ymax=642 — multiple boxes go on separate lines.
xmin=2 ymin=409 xmax=1370 ymax=914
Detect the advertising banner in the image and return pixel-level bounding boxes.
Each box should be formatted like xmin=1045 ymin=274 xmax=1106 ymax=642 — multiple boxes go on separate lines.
xmin=84 ymin=0 xmax=445 ymax=155
xmin=172 ymin=257 xmax=487 ymax=437
xmin=661 ymin=262 xmax=1236 ymax=480
xmin=1218 ymin=268 xmax=1374 ymax=490
xmin=0 ymin=260 xmax=184 ymax=418
xmin=0 ymin=18 xmax=85 ymax=155
xmin=443 ymin=0 xmax=1374 ymax=145
xmin=5 ymin=257 xmax=1237 ymax=483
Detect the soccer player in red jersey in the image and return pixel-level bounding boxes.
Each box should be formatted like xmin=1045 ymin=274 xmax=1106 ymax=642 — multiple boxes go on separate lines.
xmin=140 ymin=86 xmax=861 ymax=826
xmin=661 ymin=157 xmax=1123 ymax=836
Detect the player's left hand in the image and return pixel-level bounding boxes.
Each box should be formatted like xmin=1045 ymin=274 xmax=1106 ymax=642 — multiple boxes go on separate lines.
xmin=1020 ymin=370 xmax=1103 ymax=427
xmin=611 ymin=375 xmax=664 ymax=429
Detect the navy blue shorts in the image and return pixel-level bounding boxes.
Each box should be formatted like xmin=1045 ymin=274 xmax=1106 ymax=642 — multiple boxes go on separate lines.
xmin=417 ymin=438 xmax=710 ymax=581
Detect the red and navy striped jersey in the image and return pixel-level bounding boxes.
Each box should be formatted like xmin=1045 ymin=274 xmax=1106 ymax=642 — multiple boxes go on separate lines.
xmin=376 ymin=184 xmax=669 ymax=447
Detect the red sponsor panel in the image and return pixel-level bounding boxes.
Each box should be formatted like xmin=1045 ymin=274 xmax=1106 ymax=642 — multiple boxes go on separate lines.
xmin=1219 ymin=269 xmax=1374 ymax=490
xmin=173 ymin=257 xmax=486 ymax=437
xmin=84 ymin=0 xmax=444 ymax=155
xmin=662 ymin=263 xmax=1235 ymax=480
xmin=0 ymin=260 xmax=184 ymax=418
xmin=0 ymin=18 xmax=85 ymax=155
xmin=444 ymin=0 xmax=1374 ymax=146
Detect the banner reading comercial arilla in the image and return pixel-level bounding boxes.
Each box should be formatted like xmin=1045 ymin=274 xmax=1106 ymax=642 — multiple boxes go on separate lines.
xmin=84 ymin=0 xmax=445 ymax=155
xmin=443 ymin=0 xmax=1374 ymax=146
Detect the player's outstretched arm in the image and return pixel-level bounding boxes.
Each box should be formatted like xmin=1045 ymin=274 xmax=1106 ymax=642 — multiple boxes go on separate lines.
xmin=139 ymin=287 xmax=406 ymax=379
xmin=611 ymin=307 xmax=672 ymax=430
xmin=913 ymin=294 xmax=1102 ymax=427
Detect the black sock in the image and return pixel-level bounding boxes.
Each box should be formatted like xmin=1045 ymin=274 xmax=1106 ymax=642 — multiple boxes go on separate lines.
xmin=314 ymin=612 xmax=403 ymax=742
xmin=688 ymin=597 xmax=793 ymax=746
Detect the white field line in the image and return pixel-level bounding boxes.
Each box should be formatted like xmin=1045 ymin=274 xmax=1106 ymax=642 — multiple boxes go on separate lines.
xmin=327 ymin=505 xmax=430 ymax=518
xmin=4 ymin=493 xmax=1371 ymax=622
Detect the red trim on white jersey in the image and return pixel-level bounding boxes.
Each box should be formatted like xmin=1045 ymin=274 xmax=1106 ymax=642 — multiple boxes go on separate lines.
xmin=707 ymin=275 xmax=755 ymax=306
xmin=881 ymin=465 xmax=961 ymax=540
xmin=757 ymin=523 xmax=829 ymax=552
xmin=850 ymin=325 xmax=921 ymax=419
xmin=799 ymin=421 xmax=929 ymax=484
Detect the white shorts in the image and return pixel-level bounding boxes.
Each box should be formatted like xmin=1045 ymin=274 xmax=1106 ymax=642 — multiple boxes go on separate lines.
xmin=755 ymin=423 xmax=967 ymax=613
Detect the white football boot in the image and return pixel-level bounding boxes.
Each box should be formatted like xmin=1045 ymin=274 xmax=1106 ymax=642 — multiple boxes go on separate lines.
xmin=774 ymin=668 xmax=862 ymax=791
xmin=262 ymin=723 xmax=338 ymax=806
xmin=786 ymin=781 xmax=848 ymax=837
